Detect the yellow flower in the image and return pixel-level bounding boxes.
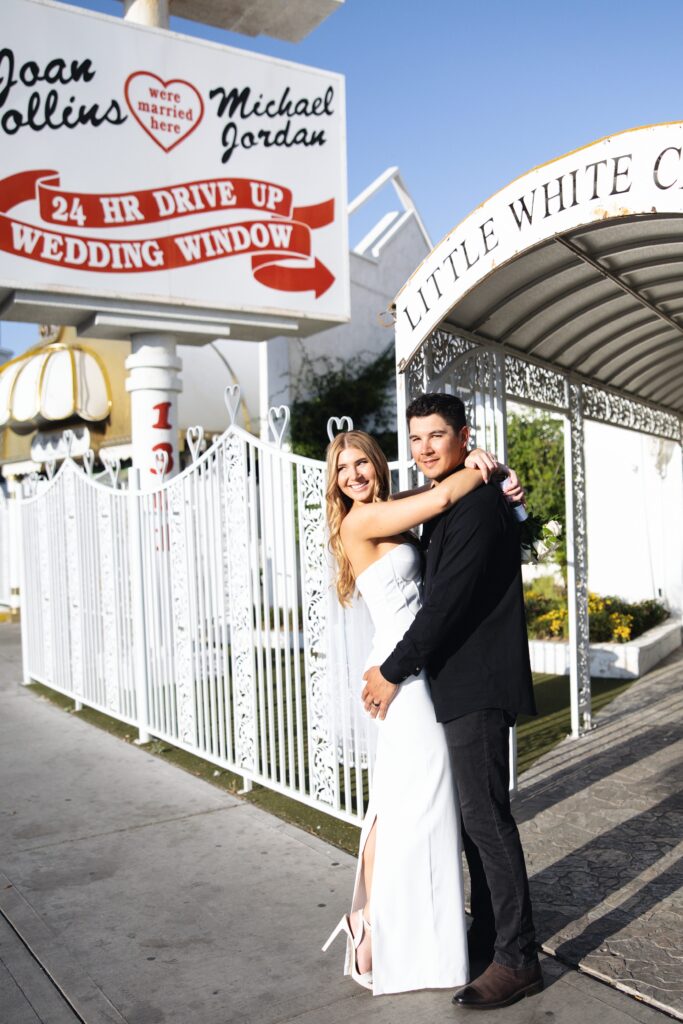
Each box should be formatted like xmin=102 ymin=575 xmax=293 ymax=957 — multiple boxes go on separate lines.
xmin=609 ymin=611 xmax=633 ymax=643
xmin=534 ymin=608 xmax=567 ymax=638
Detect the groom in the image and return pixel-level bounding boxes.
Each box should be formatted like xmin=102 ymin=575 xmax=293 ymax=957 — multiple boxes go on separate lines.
xmin=362 ymin=391 xmax=542 ymax=1010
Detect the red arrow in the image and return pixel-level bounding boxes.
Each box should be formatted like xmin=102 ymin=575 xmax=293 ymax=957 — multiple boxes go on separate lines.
xmin=252 ymin=256 xmax=335 ymax=298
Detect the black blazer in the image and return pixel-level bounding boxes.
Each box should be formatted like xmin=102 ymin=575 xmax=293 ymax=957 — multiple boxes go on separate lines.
xmin=381 ymin=473 xmax=536 ymax=723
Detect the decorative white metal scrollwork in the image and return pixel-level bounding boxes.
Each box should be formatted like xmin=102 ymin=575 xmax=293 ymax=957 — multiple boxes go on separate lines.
xmin=408 ymin=329 xmax=502 ymax=451
xmin=566 ymin=383 xmax=592 ymax=733
xmin=582 ymin=384 xmax=681 ymax=442
xmin=82 ymin=449 xmax=95 ymax=477
xmin=96 ymin=486 xmax=120 ymax=715
xmin=297 ymin=462 xmax=337 ymax=807
xmin=505 ymin=355 xmax=567 ymax=409
xmin=326 ymin=415 xmax=354 ymax=442
xmin=428 ymin=329 xmax=477 ymax=380
xmin=64 ymin=468 xmax=84 ymax=700
xmin=223 ymin=433 xmax=257 ymax=770
xmin=45 ymin=458 xmax=56 ymax=480
xmin=168 ymin=477 xmax=196 ymax=746
xmin=410 ymin=327 xmax=679 ymax=447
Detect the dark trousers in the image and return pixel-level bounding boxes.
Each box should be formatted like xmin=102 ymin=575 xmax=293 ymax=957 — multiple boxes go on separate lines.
xmin=444 ymin=708 xmax=537 ymax=969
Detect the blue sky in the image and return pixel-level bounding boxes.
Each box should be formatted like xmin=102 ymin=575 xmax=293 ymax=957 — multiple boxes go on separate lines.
xmin=4 ymin=0 xmax=683 ymax=355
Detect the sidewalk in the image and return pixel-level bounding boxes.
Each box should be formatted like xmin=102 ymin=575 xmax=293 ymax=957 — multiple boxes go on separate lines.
xmin=0 ymin=620 xmax=678 ymax=1024
xmin=517 ymin=645 xmax=683 ymax=1017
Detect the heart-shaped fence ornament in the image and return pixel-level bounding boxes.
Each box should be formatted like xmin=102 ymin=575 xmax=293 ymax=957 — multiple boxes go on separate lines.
xmin=45 ymin=458 xmax=56 ymax=480
xmin=62 ymin=429 xmax=75 ymax=458
xmin=224 ymin=384 xmax=241 ymax=426
xmin=186 ymin=425 xmax=204 ymax=463
xmin=102 ymin=453 xmax=120 ymax=488
xmin=326 ymin=415 xmax=354 ymax=443
xmin=267 ymin=405 xmax=291 ymax=449
xmin=154 ymin=448 xmax=169 ymax=480
xmin=82 ymin=450 xmax=95 ymax=477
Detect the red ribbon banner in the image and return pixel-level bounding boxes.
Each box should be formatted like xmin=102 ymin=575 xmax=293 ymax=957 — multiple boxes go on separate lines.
xmin=0 ymin=170 xmax=336 ymax=297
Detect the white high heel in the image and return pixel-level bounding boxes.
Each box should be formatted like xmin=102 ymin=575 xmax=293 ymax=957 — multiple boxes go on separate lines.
xmin=322 ymin=910 xmax=373 ymax=990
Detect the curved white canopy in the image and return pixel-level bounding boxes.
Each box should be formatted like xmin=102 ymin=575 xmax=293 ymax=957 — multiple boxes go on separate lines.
xmin=395 ymin=122 xmax=683 ymax=417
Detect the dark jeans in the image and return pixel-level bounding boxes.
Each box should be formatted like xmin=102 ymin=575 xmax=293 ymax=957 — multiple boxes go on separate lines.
xmin=444 ymin=708 xmax=537 ymax=969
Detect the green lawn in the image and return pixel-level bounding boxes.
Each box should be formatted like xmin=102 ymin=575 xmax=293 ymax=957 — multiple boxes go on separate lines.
xmin=517 ymin=673 xmax=634 ymax=774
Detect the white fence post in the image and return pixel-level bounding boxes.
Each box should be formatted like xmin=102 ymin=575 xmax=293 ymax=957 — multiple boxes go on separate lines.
xmin=128 ymin=468 xmax=151 ymax=744
xmin=7 ymin=477 xmax=21 ymax=615
xmin=64 ymin=466 xmax=85 ymax=705
xmin=15 ymin=486 xmax=31 ymax=687
xmin=223 ymin=432 xmax=258 ymax=778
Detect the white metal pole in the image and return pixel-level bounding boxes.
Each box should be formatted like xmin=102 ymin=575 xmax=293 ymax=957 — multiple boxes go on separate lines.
xmin=15 ymin=479 xmax=31 ymax=686
xmin=123 ymin=0 xmax=169 ymax=28
xmin=125 ymin=333 xmax=182 ymax=490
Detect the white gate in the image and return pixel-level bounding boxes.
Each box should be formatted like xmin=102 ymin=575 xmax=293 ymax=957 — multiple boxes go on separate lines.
xmin=0 ymin=488 xmax=10 ymax=608
xmin=18 ymin=414 xmax=373 ymax=825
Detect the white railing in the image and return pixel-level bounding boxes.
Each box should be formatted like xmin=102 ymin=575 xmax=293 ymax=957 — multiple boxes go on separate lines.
xmin=18 ymin=415 xmax=375 ymax=825
xmin=0 ymin=487 xmax=10 ymax=607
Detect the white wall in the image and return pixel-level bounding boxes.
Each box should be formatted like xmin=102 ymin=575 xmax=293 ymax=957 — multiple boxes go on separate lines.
xmin=177 ymin=339 xmax=260 ymax=434
xmin=585 ymin=420 xmax=683 ymax=614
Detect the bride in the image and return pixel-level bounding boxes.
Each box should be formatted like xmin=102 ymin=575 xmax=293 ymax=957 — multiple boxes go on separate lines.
xmin=322 ymin=429 xmax=521 ymax=996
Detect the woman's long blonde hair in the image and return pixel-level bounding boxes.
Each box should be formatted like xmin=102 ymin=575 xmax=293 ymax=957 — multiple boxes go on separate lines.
xmin=326 ymin=430 xmax=391 ymax=606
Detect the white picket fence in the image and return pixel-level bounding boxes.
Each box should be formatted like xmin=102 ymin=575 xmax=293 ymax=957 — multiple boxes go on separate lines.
xmin=0 ymin=487 xmax=10 ymax=608
xmin=17 ymin=418 xmax=379 ymax=825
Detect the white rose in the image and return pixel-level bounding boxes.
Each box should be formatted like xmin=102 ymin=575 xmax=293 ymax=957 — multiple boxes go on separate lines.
xmin=545 ymin=520 xmax=562 ymax=537
xmin=535 ymin=540 xmax=549 ymax=558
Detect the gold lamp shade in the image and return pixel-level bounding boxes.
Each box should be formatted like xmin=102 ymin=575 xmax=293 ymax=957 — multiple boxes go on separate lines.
xmin=0 ymin=344 xmax=111 ymax=434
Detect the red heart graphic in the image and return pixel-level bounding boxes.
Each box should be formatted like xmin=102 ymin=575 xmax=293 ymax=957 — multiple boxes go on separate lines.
xmin=124 ymin=72 xmax=204 ymax=153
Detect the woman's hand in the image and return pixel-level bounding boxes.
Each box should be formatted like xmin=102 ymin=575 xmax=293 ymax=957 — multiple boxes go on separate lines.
xmin=464 ymin=449 xmax=527 ymax=506
xmin=464 ymin=448 xmax=499 ymax=482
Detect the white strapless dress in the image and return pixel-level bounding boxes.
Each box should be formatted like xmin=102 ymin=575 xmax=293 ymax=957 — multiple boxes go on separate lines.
xmin=346 ymin=543 xmax=468 ymax=995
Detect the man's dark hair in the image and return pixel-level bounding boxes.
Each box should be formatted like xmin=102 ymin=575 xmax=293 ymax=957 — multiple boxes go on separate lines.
xmin=406 ymin=392 xmax=467 ymax=433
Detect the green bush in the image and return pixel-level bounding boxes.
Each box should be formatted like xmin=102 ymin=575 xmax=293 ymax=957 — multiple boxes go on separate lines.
xmin=524 ymin=576 xmax=669 ymax=644
xmin=288 ymin=345 xmax=397 ymax=460
xmin=507 ymin=411 xmax=566 ymax=567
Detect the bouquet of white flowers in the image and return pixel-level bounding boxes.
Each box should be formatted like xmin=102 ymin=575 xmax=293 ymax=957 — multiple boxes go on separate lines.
xmin=520 ymin=516 xmax=563 ymax=564
xmin=498 ymin=477 xmax=562 ymax=564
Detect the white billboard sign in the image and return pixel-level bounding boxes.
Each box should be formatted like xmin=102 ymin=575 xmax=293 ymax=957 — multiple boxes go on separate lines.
xmin=0 ymin=0 xmax=349 ymax=336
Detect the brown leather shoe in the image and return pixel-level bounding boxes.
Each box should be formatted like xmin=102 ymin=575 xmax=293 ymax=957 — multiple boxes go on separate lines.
xmin=452 ymin=960 xmax=543 ymax=1009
